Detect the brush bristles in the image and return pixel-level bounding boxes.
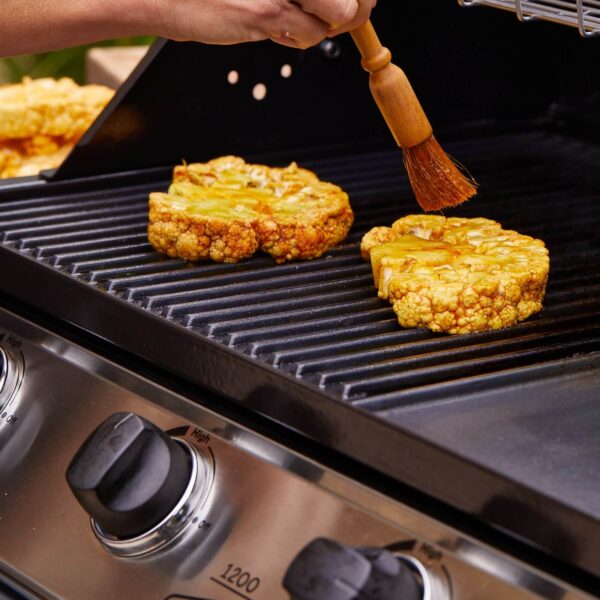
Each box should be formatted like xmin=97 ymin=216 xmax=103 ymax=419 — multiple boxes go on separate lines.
xmin=403 ymin=136 xmax=477 ymax=212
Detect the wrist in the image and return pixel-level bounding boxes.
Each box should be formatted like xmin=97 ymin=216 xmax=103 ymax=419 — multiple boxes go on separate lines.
xmin=136 ymin=0 xmax=198 ymax=41
xmin=122 ymin=0 xmax=178 ymax=38
xmin=77 ymin=0 xmax=162 ymax=39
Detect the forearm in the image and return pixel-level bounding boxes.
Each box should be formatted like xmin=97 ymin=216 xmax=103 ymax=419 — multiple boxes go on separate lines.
xmin=0 ymin=0 xmax=155 ymax=57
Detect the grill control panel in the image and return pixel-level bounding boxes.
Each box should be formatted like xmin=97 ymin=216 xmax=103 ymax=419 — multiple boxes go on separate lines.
xmin=0 ymin=308 xmax=593 ymax=600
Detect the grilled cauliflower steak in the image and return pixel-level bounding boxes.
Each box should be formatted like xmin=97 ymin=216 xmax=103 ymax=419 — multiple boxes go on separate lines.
xmin=361 ymin=215 xmax=549 ymax=334
xmin=148 ymin=156 xmax=353 ymax=263
xmin=0 ymin=77 xmax=113 ymax=179
xmin=0 ymin=77 xmax=113 ymax=142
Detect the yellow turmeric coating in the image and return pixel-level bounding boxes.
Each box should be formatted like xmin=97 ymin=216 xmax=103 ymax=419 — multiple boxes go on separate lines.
xmin=0 ymin=77 xmax=113 ymax=142
xmin=0 ymin=144 xmax=74 ymax=178
xmin=0 ymin=134 xmax=76 ymax=178
xmin=361 ymin=215 xmax=549 ymax=334
xmin=148 ymin=156 xmax=354 ymax=263
xmin=0 ymin=78 xmax=113 ymax=178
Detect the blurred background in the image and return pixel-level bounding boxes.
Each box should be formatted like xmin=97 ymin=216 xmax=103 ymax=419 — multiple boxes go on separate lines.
xmin=0 ymin=37 xmax=154 ymax=84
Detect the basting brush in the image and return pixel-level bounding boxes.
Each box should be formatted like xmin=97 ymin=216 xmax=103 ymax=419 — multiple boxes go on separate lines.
xmin=350 ymin=20 xmax=477 ymax=211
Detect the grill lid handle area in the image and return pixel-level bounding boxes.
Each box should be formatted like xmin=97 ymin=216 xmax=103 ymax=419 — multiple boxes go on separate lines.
xmin=66 ymin=412 xmax=192 ymax=539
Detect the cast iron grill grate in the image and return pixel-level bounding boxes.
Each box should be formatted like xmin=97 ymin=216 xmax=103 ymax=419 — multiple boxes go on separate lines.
xmin=1 ymin=130 xmax=600 ymax=409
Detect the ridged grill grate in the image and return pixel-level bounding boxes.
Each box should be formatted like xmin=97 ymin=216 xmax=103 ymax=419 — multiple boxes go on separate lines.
xmin=1 ymin=130 xmax=600 ymax=412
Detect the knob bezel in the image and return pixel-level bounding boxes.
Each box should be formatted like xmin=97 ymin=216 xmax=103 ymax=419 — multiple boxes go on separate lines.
xmin=0 ymin=347 xmax=8 ymax=394
xmin=91 ymin=439 xmax=213 ymax=557
xmin=394 ymin=553 xmax=453 ymax=600
xmin=0 ymin=345 xmax=24 ymax=427
xmin=397 ymin=555 xmax=433 ymax=600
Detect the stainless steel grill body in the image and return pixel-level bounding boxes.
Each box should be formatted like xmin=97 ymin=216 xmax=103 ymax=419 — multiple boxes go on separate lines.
xmin=0 ymin=307 xmax=593 ymax=600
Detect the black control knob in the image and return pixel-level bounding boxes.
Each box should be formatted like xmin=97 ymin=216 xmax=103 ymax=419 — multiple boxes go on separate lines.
xmin=66 ymin=412 xmax=192 ymax=538
xmin=283 ymin=538 xmax=422 ymax=600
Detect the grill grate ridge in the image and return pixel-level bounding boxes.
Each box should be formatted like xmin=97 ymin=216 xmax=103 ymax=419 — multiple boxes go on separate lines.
xmin=337 ymin=326 xmax=600 ymax=400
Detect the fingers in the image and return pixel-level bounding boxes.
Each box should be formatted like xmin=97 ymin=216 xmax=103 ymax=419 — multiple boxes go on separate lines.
xmin=155 ymin=0 xmax=376 ymax=49
xmin=295 ymin=0 xmax=359 ymax=27
xmin=328 ymin=0 xmax=377 ymax=36
xmin=263 ymin=1 xmax=331 ymax=49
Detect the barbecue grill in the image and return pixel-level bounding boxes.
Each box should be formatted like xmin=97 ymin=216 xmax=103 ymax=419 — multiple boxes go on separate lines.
xmin=0 ymin=2 xmax=599 ymax=599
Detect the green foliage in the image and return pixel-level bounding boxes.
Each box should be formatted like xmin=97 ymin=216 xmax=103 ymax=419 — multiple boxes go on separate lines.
xmin=0 ymin=37 xmax=154 ymax=84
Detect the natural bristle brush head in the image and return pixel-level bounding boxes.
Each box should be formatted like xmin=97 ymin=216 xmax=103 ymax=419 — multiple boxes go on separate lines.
xmin=402 ymin=136 xmax=478 ymax=212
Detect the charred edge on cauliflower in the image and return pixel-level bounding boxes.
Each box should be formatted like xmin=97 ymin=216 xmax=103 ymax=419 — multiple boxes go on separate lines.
xmin=361 ymin=215 xmax=549 ymax=335
xmin=148 ymin=192 xmax=260 ymax=263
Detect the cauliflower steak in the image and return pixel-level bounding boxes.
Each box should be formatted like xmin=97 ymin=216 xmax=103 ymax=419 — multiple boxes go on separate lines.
xmin=0 ymin=77 xmax=113 ymax=142
xmin=361 ymin=215 xmax=549 ymax=334
xmin=0 ymin=77 xmax=113 ymax=179
xmin=149 ymin=156 xmax=353 ymax=263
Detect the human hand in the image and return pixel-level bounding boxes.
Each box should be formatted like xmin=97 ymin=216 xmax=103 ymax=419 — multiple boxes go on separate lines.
xmin=148 ymin=0 xmax=377 ymax=49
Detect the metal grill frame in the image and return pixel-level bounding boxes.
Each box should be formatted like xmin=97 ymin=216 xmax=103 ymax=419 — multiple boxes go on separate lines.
xmin=459 ymin=0 xmax=600 ymax=36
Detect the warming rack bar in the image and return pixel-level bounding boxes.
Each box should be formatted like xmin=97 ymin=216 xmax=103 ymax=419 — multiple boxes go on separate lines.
xmin=458 ymin=0 xmax=600 ymax=37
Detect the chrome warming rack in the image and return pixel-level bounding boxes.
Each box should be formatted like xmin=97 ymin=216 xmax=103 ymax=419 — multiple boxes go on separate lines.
xmin=458 ymin=0 xmax=600 ymax=37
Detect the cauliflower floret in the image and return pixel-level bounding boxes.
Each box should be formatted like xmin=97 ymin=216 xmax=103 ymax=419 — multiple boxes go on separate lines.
xmin=0 ymin=77 xmax=113 ymax=142
xmin=0 ymin=146 xmax=21 ymax=177
xmin=361 ymin=215 xmax=549 ymax=335
xmin=0 ymin=142 xmax=74 ymax=179
xmin=360 ymin=226 xmax=397 ymax=260
xmin=0 ymin=78 xmax=113 ymax=178
xmin=148 ymin=191 xmax=260 ymax=263
xmin=149 ymin=156 xmax=354 ymax=263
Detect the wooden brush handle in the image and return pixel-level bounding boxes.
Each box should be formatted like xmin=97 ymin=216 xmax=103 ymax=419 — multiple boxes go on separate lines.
xmin=351 ymin=20 xmax=432 ymax=149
